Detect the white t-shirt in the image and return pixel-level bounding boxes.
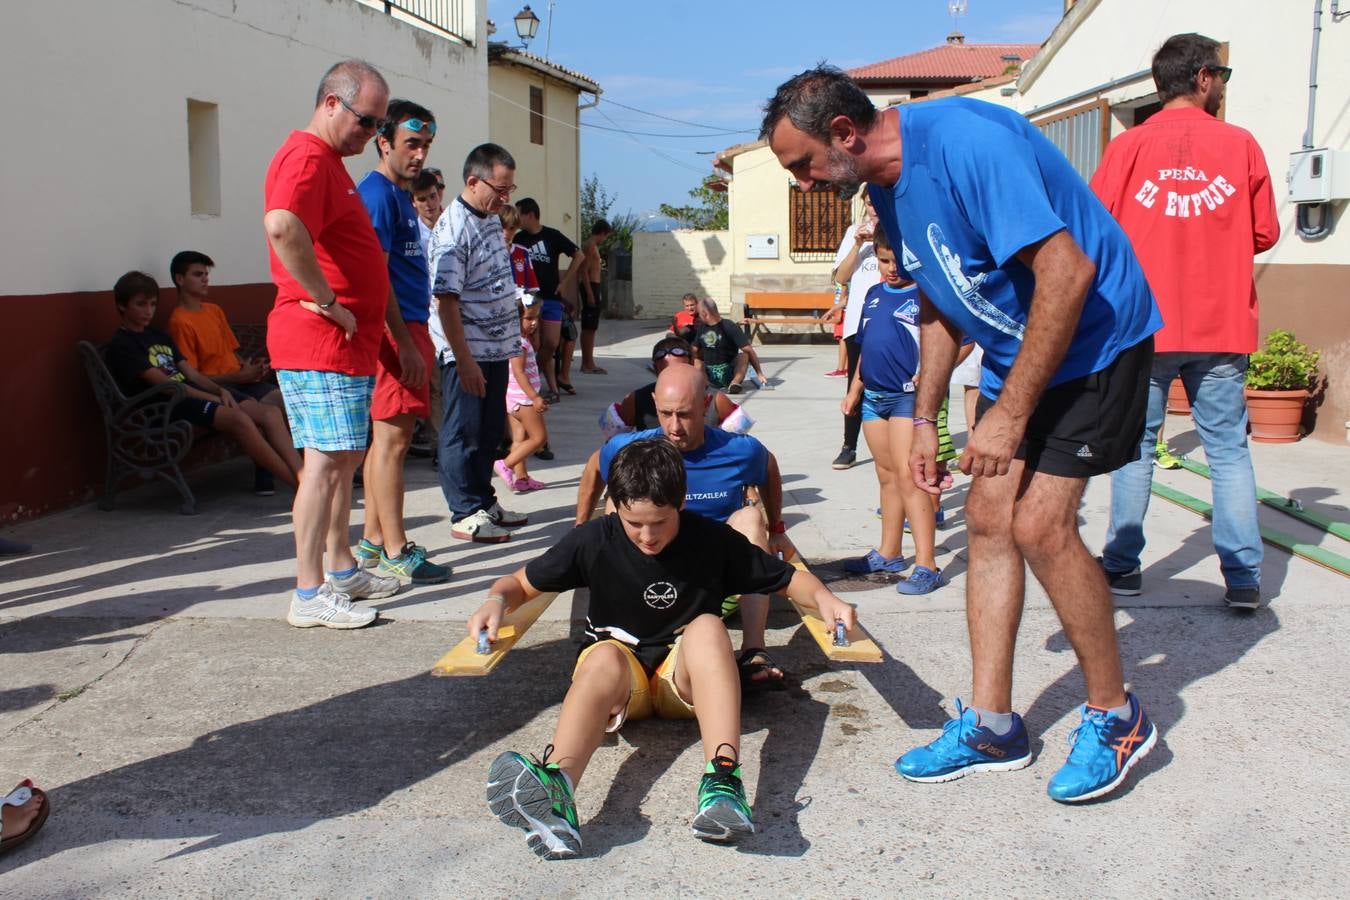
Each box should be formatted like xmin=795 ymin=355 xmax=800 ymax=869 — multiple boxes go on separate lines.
xmin=428 ymin=197 xmax=520 ymax=364
xmin=833 ymin=223 xmax=878 ymax=339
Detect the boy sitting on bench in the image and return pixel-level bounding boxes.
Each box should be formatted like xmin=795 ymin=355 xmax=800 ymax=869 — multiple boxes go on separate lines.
xmin=468 ymin=438 xmax=856 ymax=859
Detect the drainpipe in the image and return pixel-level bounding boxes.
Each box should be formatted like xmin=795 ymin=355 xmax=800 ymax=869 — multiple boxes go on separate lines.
xmin=1297 ymin=0 xmax=1330 ymax=238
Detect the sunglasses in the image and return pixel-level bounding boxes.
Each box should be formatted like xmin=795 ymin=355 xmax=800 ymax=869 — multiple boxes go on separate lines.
xmin=653 ymin=346 xmax=692 ymax=360
xmin=398 ymin=117 xmax=437 ymax=136
xmin=338 ymin=96 xmax=385 ymax=130
xmin=1197 ymin=64 xmax=1232 ymax=83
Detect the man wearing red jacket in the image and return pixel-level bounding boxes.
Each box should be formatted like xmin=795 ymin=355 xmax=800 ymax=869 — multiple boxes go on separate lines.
xmin=1092 ymin=33 xmax=1279 ymax=612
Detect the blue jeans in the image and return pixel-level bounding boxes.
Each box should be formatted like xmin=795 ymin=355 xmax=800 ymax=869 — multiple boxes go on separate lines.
xmin=1103 ymin=352 xmax=1261 ymax=589
xmin=437 ymin=359 xmax=510 ymax=522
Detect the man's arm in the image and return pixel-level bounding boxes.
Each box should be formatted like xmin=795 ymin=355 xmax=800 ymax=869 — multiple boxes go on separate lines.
xmin=965 ymin=230 xmax=1095 ymax=479
xmin=433 ymin=290 xmax=483 ymax=397
xmin=262 ymin=209 xmax=356 ymax=339
xmin=382 ymin=255 xmax=426 ymax=390
xmin=575 ymin=450 xmax=606 ymax=525
xmin=1250 ymin=143 xmax=1280 ymax=254
xmin=911 ymin=291 xmax=963 ymax=493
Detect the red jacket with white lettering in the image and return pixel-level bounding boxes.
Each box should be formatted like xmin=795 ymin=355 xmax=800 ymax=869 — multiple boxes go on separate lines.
xmin=1090 ymin=106 xmax=1279 ymax=353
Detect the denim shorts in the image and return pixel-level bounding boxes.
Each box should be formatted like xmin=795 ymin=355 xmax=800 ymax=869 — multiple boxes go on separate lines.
xmin=861 ymin=387 xmax=915 ymax=422
xmin=277 ymin=369 xmax=374 ymax=451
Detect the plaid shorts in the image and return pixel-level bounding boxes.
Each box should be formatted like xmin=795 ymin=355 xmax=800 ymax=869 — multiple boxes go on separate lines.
xmin=277 ymin=369 xmax=374 ymax=451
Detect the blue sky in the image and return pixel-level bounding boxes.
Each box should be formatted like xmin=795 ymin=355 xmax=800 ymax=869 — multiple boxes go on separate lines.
xmin=486 ymin=0 xmax=1065 ymax=223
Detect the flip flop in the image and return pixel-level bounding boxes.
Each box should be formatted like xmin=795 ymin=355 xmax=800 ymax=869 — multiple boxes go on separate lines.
xmin=1 ymin=780 xmax=50 ymax=855
xmin=580 ymin=367 xmax=608 ymax=375
xmin=557 ymin=382 xmax=576 ymax=395
xmin=736 ymin=647 xmax=786 ymax=691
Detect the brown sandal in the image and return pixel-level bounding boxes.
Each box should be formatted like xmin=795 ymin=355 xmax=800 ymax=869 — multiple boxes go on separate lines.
xmin=1 ymin=780 xmax=50 ymax=855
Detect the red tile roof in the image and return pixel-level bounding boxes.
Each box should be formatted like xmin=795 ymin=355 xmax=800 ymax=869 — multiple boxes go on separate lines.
xmin=847 ymin=42 xmax=1041 ymax=83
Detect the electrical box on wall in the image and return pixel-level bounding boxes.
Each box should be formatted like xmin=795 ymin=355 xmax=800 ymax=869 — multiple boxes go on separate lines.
xmin=746 ymin=234 xmax=779 ymax=259
xmin=1288 ymin=149 xmax=1350 ymax=203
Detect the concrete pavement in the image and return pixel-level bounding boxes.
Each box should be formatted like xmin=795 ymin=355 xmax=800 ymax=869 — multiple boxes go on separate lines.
xmin=2 ymin=319 xmax=1348 ymax=897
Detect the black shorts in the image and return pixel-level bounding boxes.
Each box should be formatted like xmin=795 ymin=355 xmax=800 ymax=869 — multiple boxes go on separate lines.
xmin=975 ymin=337 xmax=1152 ymax=478
xmin=170 ymin=397 xmax=220 ymax=427
xmin=226 ymin=382 xmax=278 ymax=403
xmin=581 ymin=282 xmax=605 ymax=331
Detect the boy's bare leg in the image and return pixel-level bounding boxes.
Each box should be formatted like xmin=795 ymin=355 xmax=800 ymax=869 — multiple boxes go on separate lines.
xmin=548 ymin=643 xmax=632 ymax=788
xmin=363 ymin=415 xmax=414 ymax=551
xmin=212 ymin=406 xmax=298 ymax=490
xmin=862 ymin=419 xmax=904 ymax=559
xmin=963 ymin=460 xmax=1029 ymax=713
xmin=673 ymin=614 xmax=741 ymax=762
xmin=293 ymin=448 xmax=360 ymax=588
xmin=1013 ymin=470 xmax=1127 ymax=709
xmin=537 ymin=321 xmax=561 ymax=393
xmin=891 ymin=418 xmax=937 ymax=571
xmin=238 ymin=398 xmax=302 ymax=479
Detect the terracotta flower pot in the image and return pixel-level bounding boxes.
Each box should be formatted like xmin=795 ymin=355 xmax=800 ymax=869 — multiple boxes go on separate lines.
xmin=1245 ymin=388 xmax=1308 ymax=443
xmin=1167 ymin=378 xmax=1190 ymax=415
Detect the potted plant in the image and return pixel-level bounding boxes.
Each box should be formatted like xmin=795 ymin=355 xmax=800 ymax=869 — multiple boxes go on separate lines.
xmin=1244 ymin=329 xmax=1320 ymax=443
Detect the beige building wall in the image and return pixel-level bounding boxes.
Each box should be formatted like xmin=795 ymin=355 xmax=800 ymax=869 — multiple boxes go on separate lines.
xmin=1012 ymin=0 xmax=1350 ymax=440
xmin=489 ymin=65 xmax=584 ymax=243
xmin=0 ymin=0 xmax=489 ymax=296
xmin=633 ymin=231 xmax=733 ymax=319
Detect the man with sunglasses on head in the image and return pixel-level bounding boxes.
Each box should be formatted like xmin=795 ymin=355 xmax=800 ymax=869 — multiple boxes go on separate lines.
xmin=350 ymin=99 xmax=449 ymax=585
xmin=427 ymin=143 xmax=528 ymax=544
xmin=1094 ymin=33 xmax=1277 ymax=613
xmin=263 ymin=59 xmax=397 ymax=629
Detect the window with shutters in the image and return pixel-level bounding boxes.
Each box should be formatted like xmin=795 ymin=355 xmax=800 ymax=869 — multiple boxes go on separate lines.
xmin=530 ymin=86 xmax=544 ymax=145
xmin=788 ymin=185 xmax=853 ymax=261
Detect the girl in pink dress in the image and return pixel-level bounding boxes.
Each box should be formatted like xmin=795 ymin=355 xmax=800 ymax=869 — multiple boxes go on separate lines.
xmin=496 ymin=303 xmax=550 ymax=492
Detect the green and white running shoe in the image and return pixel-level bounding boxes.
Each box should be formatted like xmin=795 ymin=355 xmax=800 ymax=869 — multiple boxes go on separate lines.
xmin=692 ymin=747 xmax=754 ymax=843
xmin=486 ymin=747 xmax=582 ymax=860
xmin=1153 ymin=440 xmax=1182 ymax=470
xmin=377 ymin=542 xmax=450 ymax=585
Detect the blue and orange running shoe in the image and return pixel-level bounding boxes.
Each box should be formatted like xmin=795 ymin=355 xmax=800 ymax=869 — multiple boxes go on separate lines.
xmin=896 ymin=698 xmax=1032 ymax=783
xmin=1047 ymin=693 xmax=1157 ymax=803
xmin=486 ymin=746 xmax=581 ymax=859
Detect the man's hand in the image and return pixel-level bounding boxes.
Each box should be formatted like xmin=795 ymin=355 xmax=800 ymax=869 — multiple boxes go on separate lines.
xmin=304 ymin=300 xmax=357 ymax=340
xmin=397 ymin=339 xmax=427 ymax=390
xmin=466 ymin=598 xmax=505 ymax=643
xmin=457 ymin=357 xmax=486 ymax=397
xmin=959 ymin=401 xmax=1023 ymax=478
xmin=909 ymin=420 xmax=943 ymax=496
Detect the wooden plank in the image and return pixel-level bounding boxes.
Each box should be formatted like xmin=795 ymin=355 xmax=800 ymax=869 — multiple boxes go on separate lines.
xmin=430 ymin=592 xmax=560 ymax=677
xmin=744 ymin=291 xmax=834 ymax=311
xmin=742 ymin=316 xmax=827 ymax=325
xmin=778 ymin=542 xmax=883 ymax=663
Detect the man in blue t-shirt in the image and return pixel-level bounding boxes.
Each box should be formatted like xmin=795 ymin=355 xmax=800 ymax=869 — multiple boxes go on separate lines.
xmin=762 ymin=67 xmax=1160 ymax=804
xmin=354 ymin=98 xmax=449 ymax=586
xmin=577 ymin=365 xmax=789 ymax=686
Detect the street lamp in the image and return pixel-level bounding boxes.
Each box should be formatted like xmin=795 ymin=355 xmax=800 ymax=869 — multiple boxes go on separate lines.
xmin=514 ymin=5 xmax=540 ymax=48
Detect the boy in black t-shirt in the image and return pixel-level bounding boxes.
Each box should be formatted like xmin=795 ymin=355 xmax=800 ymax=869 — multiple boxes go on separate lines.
xmin=104 ymin=271 xmax=300 ymax=491
xmin=471 ymin=439 xmax=856 ymax=860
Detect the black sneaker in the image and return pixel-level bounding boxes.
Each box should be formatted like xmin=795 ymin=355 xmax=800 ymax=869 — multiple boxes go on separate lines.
xmin=253 ymin=468 xmax=276 ymax=497
xmin=726 ymin=383 xmax=744 ymax=395
xmin=534 ymin=443 xmax=555 ymax=461
xmin=831 ymin=448 xmax=856 ymax=470
xmin=1098 ymin=558 xmax=1140 ymax=596
xmin=1224 ymin=586 xmax=1260 ymax=611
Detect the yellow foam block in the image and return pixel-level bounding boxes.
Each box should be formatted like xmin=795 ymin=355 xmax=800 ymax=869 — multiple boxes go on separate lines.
xmin=431 ymin=592 xmax=558 ymax=677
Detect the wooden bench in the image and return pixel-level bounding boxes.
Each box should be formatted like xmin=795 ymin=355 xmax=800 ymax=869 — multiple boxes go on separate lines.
xmin=77 ymin=323 xmax=269 ymax=516
xmin=741 ymin=291 xmax=835 ymax=342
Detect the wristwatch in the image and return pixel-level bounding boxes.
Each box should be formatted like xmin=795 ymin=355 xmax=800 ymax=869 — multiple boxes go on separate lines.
xmin=315 ymin=296 xmax=337 ymax=310
xmin=769 ymin=521 xmax=787 ymax=534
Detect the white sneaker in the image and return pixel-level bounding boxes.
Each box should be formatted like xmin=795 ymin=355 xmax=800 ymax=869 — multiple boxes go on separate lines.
xmin=329 ymin=566 xmax=400 ymax=600
xmin=486 ymin=500 xmax=528 ymax=527
xmin=287 ymin=583 xmax=377 ymax=629
xmin=451 ymin=508 xmax=512 ymax=543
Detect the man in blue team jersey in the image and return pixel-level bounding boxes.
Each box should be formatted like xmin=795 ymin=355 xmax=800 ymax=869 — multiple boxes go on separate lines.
xmin=763 ymin=66 xmax=1162 ymax=803
xmin=577 ymin=364 xmax=790 ymax=687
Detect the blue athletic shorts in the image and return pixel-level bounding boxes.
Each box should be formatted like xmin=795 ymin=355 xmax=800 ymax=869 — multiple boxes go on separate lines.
xmin=539 ymin=299 xmax=564 ymax=323
xmin=861 ymin=387 xmax=915 ymax=423
xmin=277 ymin=369 xmax=374 ymax=451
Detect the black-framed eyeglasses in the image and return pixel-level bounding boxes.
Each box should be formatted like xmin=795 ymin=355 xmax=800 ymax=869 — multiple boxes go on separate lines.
xmin=1197 ymin=64 xmax=1232 ymax=84
xmin=653 ymin=346 xmax=692 ymax=360
xmin=479 ymin=179 xmax=517 ymax=197
xmin=338 ymin=96 xmax=385 ymax=130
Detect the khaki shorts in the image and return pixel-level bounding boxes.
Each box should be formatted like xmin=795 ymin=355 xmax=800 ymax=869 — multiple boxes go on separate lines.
xmin=573 ymin=638 xmax=695 ymax=731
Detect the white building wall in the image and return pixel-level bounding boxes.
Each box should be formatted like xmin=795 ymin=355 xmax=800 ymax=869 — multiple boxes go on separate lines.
xmin=0 ymin=0 xmax=488 ymax=295
xmin=633 ymin=231 xmax=733 ymax=319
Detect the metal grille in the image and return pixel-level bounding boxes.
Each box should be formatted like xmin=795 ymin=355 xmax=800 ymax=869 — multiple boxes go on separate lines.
xmin=789 ymin=185 xmax=853 ymax=261
xmin=1034 ymin=100 xmax=1107 ymax=182
xmin=363 ymin=1 xmax=471 ymax=44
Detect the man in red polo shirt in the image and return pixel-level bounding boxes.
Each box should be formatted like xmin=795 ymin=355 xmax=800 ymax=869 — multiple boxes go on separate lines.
xmin=263 ymin=59 xmax=401 ymax=630
xmin=1093 ymin=33 xmax=1279 ymax=613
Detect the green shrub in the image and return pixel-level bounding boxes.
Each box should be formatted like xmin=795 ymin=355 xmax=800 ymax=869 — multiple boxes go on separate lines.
xmin=1246 ymin=329 xmax=1319 ymax=391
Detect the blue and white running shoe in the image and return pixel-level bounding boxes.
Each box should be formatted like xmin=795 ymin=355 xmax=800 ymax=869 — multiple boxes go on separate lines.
xmin=895 ymin=698 xmax=1032 ymax=782
xmin=1047 ymin=693 xmax=1157 ymax=803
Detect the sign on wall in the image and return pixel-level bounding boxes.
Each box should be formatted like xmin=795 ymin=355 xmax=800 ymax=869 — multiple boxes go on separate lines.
xmin=746 ymin=233 xmax=779 ymax=259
